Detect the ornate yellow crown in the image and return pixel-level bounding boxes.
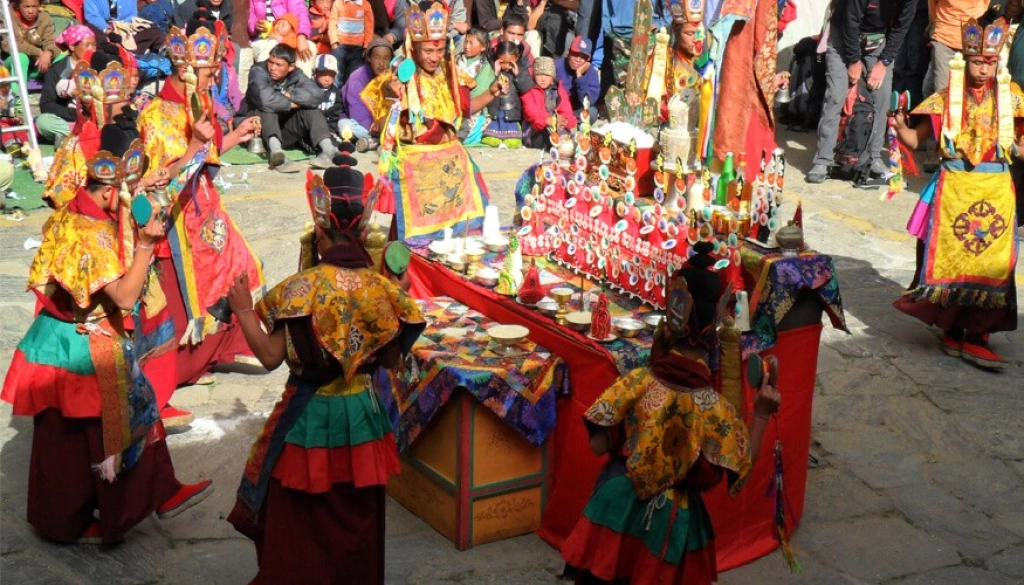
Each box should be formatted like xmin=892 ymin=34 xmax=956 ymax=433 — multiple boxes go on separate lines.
xmin=91 ymin=62 xmax=130 ymax=106
xmin=167 ymin=26 xmax=221 ymax=68
xmin=87 ymin=139 xmax=146 ymax=186
xmin=407 ymin=1 xmax=449 ymax=43
xmin=668 ymin=0 xmax=704 ymax=23
xmin=962 ymin=18 xmax=1008 ymax=58
xmin=72 ymin=62 xmax=98 ymax=106
xmin=306 ymin=170 xmax=331 ymax=229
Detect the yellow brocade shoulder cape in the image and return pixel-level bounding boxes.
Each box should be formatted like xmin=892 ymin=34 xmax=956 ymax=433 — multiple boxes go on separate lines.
xmin=44 ymin=134 xmax=88 ymax=210
xmin=28 ymin=205 xmax=124 ymax=312
xmin=361 ymin=67 xmax=462 ymax=129
xmin=585 ymin=368 xmax=752 ymax=500
xmin=256 ymin=264 xmax=425 ymax=382
xmin=913 ymin=82 xmax=1024 ymax=165
xmin=138 ymin=97 xmax=222 ymax=173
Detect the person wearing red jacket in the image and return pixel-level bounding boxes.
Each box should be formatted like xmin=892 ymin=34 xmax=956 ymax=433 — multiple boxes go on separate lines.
xmin=521 ymin=55 xmax=575 ymax=149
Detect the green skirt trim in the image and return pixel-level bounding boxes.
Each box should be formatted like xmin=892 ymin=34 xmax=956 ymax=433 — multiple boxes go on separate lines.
xmin=17 ymin=312 xmax=95 ymax=375
xmin=284 ymin=390 xmax=395 ymax=449
xmin=583 ymin=474 xmax=714 ymax=565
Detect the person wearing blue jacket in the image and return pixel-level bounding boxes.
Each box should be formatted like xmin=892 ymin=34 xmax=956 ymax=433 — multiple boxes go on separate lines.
xmin=84 ymin=0 xmax=165 ymax=54
xmin=555 ymin=36 xmax=599 ymax=119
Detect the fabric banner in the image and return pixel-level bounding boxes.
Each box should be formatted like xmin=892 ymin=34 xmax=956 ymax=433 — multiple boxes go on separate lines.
xmin=392 ymin=141 xmax=489 ymax=240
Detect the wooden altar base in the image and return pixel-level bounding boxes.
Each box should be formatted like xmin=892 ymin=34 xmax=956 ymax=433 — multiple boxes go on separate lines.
xmin=388 ymin=391 xmax=553 ymax=550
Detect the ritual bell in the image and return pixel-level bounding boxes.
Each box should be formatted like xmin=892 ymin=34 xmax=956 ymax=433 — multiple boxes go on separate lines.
xmin=247 ymin=136 xmax=267 ymax=155
xmin=775 ymin=86 xmax=792 ymax=104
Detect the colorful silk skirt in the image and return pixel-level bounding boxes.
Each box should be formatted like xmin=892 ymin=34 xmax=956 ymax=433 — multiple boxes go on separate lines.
xmin=561 ymin=459 xmax=718 ymax=585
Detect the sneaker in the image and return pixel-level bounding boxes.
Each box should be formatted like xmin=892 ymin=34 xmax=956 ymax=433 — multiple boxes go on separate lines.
xmin=854 ymin=173 xmax=888 ymax=189
xmin=309 ymin=151 xmax=335 ymax=169
xmin=869 ymin=159 xmax=888 ymax=177
xmin=161 ymin=406 xmax=194 ymax=432
xmin=356 ymin=137 xmax=379 ymax=153
xmin=157 ymin=480 xmax=214 ymax=520
xmin=961 ymin=338 xmax=1007 ymax=370
xmin=806 ymin=164 xmax=829 ymax=184
xmin=76 ymin=521 xmax=103 ymax=545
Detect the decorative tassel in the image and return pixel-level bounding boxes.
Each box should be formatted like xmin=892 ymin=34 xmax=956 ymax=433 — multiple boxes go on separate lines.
xmin=92 ymin=456 xmax=119 ymax=483
xmin=767 ymin=440 xmax=801 ymax=573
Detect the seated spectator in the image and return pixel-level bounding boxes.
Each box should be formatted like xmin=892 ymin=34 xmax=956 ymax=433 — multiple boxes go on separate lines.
xmin=83 ymin=0 xmax=165 ymax=54
xmin=482 ymin=40 xmax=529 ymax=148
xmin=308 ymin=0 xmax=334 ymax=55
xmin=521 ymin=55 xmax=575 ymax=148
xmin=473 ymin=0 xmax=530 ymax=35
xmin=458 ymin=27 xmax=495 ymax=144
xmin=139 ymin=0 xmax=177 ymax=34
xmin=556 ymin=35 xmax=598 ymax=119
xmin=247 ymin=0 xmax=314 ymax=74
xmin=312 ymin=54 xmax=344 ymax=140
xmin=240 ymin=44 xmax=339 ymax=173
xmin=491 ymin=9 xmax=534 ymax=69
xmin=3 ymin=0 xmax=59 ymax=79
xmin=212 ymin=41 xmax=244 ymax=133
xmin=251 ymin=13 xmax=299 ymax=62
xmin=175 ymin=0 xmax=234 ymax=34
xmin=0 ymin=66 xmax=25 ymax=152
xmin=528 ymin=0 xmax=578 ymax=57
xmin=340 ymin=35 xmax=391 ymax=151
xmin=36 ymin=25 xmax=96 ymax=144
xmin=328 ymin=0 xmax=374 ymax=86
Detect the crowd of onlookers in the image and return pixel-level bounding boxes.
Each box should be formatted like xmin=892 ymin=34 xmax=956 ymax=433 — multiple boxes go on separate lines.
xmin=0 ymin=0 xmax=663 ymax=174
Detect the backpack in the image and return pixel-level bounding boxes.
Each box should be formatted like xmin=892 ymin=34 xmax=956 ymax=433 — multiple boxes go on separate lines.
xmin=833 ymin=78 xmax=874 ymax=182
xmin=782 ymin=35 xmax=825 ymax=132
xmin=135 ymin=53 xmax=172 ymax=83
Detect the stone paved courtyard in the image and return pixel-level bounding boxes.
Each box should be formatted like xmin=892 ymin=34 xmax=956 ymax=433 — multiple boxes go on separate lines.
xmin=1 ymin=130 xmax=1022 ymax=584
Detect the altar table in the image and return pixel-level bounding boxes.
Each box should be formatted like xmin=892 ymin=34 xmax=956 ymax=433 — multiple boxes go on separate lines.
xmin=403 ymin=241 xmax=845 ymax=569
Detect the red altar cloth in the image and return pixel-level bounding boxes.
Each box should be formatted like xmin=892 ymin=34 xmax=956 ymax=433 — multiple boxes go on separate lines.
xmin=408 ymin=255 xmax=820 ymax=570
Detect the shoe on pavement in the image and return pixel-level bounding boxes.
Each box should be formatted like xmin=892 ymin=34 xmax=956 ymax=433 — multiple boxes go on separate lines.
xmin=309 ymin=151 xmax=336 ymax=169
xmin=157 ymin=480 xmax=214 ymax=520
xmin=161 ymin=406 xmax=194 ymax=432
xmin=806 ymin=164 xmax=828 ymax=184
xmin=356 ymin=137 xmax=379 ymax=152
xmin=195 ymin=373 xmax=216 ymax=385
xmin=268 ymin=150 xmax=286 ymax=169
xmin=869 ymin=159 xmax=888 ymax=176
xmin=76 ymin=521 xmax=103 ymax=545
xmin=940 ymin=334 xmax=963 ymax=358
xmin=961 ymin=339 xmax=1007 ymax=370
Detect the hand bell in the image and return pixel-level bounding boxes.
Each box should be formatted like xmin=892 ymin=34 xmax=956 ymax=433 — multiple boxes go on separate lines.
xmin=775 ymin=86 xmax=792 ymax=104
xmin=247 ymin=136 xmax=267 ymax=155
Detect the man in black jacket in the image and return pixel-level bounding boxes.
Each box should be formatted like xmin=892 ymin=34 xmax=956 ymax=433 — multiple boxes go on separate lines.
xmin=36 ymin=55 xmax=77 ymax=144
xmin=807 ymin=0 xmax=917 ymax=184
xmin=241 ymin=44 xmax=339 ymax=173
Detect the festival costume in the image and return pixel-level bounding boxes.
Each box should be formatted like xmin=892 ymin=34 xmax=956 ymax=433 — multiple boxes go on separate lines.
xmin=43 ymin=61 xmax=105 ymax=209
xmin=138 ymin=24 xmax=265 ymax=386
xmin=228 ymin=171 xmax=426 ymax=585
xmin=896 ymin=19 xmax=1021 ymax=339
xmin=562 ymin=249 xmax=752 ymax=585
xmin=359 ymin=1 xmax=489 ymax=239
xmin=1 ymin=141 xmax=183 ymax=544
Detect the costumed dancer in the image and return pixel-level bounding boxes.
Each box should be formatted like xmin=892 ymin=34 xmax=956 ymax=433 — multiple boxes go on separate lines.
xmin=226 ymin=155 xmax=426 ymax=584
xmin=561 ymin=243 xmax=781 ymax=585
xmin=360 ymin=1 xmax=492 ymax=241
xmin=1 ymin=124 xmax=213 ymax=545
xmin=42 ymin=25 xmax=98 ymax=209
xmin=893 ymin=18 xmax=1021 ymax=369
xmin=137 ymin=10 xmax=266 ymax=392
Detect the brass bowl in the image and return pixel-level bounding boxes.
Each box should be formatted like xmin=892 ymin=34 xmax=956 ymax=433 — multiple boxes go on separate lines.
xmin=613 ymin=318 xmax=645 ymax=338
xmin=488 ymin=324 xmax=530 ymax=356
xmin=551 ymin=287 xmax=574 ymax=305
xmin=474 ymin=267 xmax=500 ymax=287
xmin=446 ymin=253 xmax=467 ymax=273
xmin=565 ymin=311 xmax=592 ymax=332
xmin=465 ymin=249 xmax=484 ymax=265
xmin=485 ymin=236 xmax=509 ymax=253
xmin=536 ymin=299 xmax=558 ymax=317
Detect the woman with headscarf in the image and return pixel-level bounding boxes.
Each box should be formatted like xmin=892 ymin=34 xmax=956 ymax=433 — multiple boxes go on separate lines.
xmin=226 ymin=153 xmax=425 ymax=584
xmin=36 ymin=25 xmax=97 ymax=146
xmin=561 ymin=242 xmax=781 ymax=585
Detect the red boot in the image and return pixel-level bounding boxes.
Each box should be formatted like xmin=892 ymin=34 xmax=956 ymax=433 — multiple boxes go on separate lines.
xmin=961 ymin=334 xmax=1007 ymax=370
xmin=76 ymin=521 xmax=103 ymax=545
xmin=157 ymin=480 xmax=214 ymax=520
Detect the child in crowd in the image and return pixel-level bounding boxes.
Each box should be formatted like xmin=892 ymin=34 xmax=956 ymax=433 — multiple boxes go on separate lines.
xmin=309 ymin=0 xmax=334 ymax=55
xmin=556 ymin=36 xmax=599 ymax=120
xmin=0 ymin=65 xmax=26 ymax=152
xmin=251 ymin=13 xmax=299 ymax=63
xmin=482 ymin=41 xmax=529 ymax=149
xmin=329 ymin=0 xmax=374 ymax=86
xmin=457 ymin=28 xmax=495 ymax=145
xmin=313 ymin=54 xmax=346 ymax=142
xmin=521 ymin=56 xmax=575 ymax=149
xmin=341 ymin=35 xmax=391 ymax=151
xmin=492 ymin=9 xmax=534 ymax=68
xmin=4 ymin=0 xmax=59 ymax=79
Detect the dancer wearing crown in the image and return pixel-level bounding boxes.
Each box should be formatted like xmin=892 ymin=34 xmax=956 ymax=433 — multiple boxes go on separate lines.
xmin=137 ymin=12 xmax=267 ymax=397
xmin=360 ymin=1 xmax=497 ymax=240
xmin=1 ymin=123 xmax=214 ymax=545
xmin=225 ymin=156 xmax=425 ymax=584
xmin=560 ymin=244 xmax=780 ymax=585
xmin=893 ymin=18 xmax=1022 ymax=369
